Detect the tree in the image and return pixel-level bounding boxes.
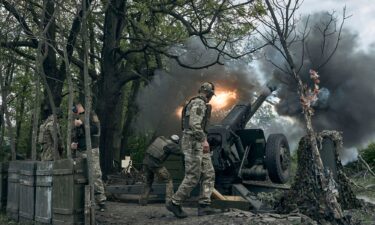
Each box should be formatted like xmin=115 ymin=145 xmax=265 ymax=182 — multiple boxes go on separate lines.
xmin=256 ymin=0 xmax=349 ymax=223
xmin=0 ymin=0 xmax=94 ymax=119
xmin=0 ymin=0 xmax=267 ymax=176
xmin=96 ymin=0 xmax=266 ymax=176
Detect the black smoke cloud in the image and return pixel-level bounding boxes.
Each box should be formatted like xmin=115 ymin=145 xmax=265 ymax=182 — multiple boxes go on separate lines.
xmin=134 ymin=37 xmax=262 ymax=136
xmin=261 ymin=12 xmax=375 ymax=148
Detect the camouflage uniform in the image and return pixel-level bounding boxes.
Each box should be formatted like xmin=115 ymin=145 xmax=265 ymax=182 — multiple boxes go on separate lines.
xmin=38 ymin=115 xmax=64 ymax=161
xmin=72 ymin=111 xmax=106 ymax=204
xmin=171 ymin=95 xmax=215 ymax=206
xmin=141 ymin=136 xmax=182 ymax=204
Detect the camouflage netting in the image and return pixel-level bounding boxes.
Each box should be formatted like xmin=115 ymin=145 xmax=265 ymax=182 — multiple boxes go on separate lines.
xmin=318 ymin=130 xmax=362 ymax=209
xmin=276 ymin=130 xmax=361 ymax=224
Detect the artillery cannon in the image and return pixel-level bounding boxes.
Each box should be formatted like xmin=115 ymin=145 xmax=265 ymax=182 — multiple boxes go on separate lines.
xmin=106 ymin=84 xmax=291 ymax=210
xmin=207 ymin=85 xmax=291 ymax=207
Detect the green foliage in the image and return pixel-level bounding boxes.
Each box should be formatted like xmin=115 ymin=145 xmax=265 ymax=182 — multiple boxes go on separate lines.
xmin=360 ymin=142 xmax=375 ymax=167
xmin=126 ymin=133 xmax=154 ymax=168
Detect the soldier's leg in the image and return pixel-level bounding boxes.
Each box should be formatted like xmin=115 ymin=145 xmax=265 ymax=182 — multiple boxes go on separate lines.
xmin=197 ymin=153 xmax=221 ymax=216
xmin=91 ymin=148 xmax=107 ymax=204
xmin=198 ymin=153 xmax=215 ymax=205
xmin=171 ymin=135 xmax=202 ymax=205
xmin=155 ymin=166 xmax=173 ymax=203
xmin=41 ymin=146 xmax=53 ymax=161
xmin=140 ymin=165 xmax=154 ymax=205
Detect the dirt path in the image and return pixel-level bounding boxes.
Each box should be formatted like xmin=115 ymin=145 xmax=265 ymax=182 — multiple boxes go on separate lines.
xmin=96 ymin=201 xmax=317 ymax=225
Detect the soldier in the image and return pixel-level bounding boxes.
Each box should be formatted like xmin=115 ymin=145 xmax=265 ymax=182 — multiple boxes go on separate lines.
xmin=166 ymin=82 xmax=221 ymax=218
xmin=71 ymin=102 xmax=107 ymax=212
xmin=38 ymin=109 xmax=64 ymax=161
xmin=139 ymin=135 xmax=182 ymax=206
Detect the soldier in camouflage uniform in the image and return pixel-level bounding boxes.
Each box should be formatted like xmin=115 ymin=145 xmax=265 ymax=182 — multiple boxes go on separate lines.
xmin=71 ymin=102 xmax=107 ymax=211
xmin=38 ymin=109 xmax=64 ymax=161
xmin=166 ymin=82 xmax=221 ymax=218
xmin=139 ymin=135 xmax=182 ymax=206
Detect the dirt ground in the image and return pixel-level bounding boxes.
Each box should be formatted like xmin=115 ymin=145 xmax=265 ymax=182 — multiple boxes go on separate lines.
xmin=95 ymin=200 xmax=375 ymax=225
xmin=96 ymin=201 xmax=317 ymax=225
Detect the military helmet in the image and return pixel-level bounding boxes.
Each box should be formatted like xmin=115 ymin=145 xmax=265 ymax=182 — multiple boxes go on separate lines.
xmin=199 ymin=82 xmax=215 ymax=96
xmin=170 ymin=134 xmax=180 ymax=143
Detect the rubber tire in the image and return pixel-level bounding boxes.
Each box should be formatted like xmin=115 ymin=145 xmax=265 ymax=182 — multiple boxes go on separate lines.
xmin=265 ymin=134 xmax=291 ymax=184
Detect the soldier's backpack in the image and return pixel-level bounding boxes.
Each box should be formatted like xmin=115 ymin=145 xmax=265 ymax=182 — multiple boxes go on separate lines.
xmin=146 ymin=136 xmax=170 ymax=159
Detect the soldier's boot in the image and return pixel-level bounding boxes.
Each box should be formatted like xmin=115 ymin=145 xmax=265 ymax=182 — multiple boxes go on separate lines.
xmin=166 ymin=201 xmax=188 ymax=218
xmin=139 ymin=185 xmax=151 ymax=206
xmin=98 ymin=202 xmax=106 ymax=212
xmin=197 ymin=204 xmax=222 ymax=216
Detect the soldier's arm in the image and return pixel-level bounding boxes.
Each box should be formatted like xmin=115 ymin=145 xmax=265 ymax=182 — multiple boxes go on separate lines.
xmin=189 ymin=99 xmax=206 ymax=141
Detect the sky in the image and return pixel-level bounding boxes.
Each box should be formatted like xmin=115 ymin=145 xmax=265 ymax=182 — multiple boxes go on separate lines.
xmin=299 ymin=0 xmax=375 ymax=51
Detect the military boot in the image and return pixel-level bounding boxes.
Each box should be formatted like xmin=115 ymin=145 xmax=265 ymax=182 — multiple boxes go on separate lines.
xmin=139 ymin=185 xmax=151 ymax=206
xmin=139 ymin=197 xmax=148 ymax=206
xmin=166 ymin=201 xmax=188 ymax=218
xmin=197 ymin=204 xmax=222 ymax=216
xmin=98 ymin=202 xmax=106 ymax=212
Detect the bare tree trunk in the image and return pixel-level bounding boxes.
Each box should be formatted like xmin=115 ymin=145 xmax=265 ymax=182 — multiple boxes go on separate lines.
xmin=15 ymin=85 xmax=27 ymax=152
xmin=97 ymin=0 xmax=128 ymax=177
xmin=37 ymin=4 xmax=61 ymax=161
xmin=82 ymin=0 xmax=95 ymax=223
xmin=31 ymin=74 xmax=41 ymax=160
xmin=264 ymin=0 xmax=345 ymax=222
xmin=0 ymin=105 xmax=4 ymax=151
xmin=0 ymin=121 xmax=4 ymax=152
xmin=63 ymin=45 xmax=73 ymax=159
xmin=0 ymin=62 xmax=16 ymax=160
xmin=40 ymin=0 xmax=58 ymax=120
xmin=3 ymin=106 xmax=16 ymax=160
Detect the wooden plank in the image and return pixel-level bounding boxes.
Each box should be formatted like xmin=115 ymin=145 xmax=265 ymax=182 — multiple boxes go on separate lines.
xmin=222 ymin=195 xmax=245 ymax=201
xmin=212 ymin=188 xmax=226 ymax=200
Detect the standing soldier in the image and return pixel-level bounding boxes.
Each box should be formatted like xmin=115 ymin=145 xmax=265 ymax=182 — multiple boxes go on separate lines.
xmin=140 ymin=135 xmax=182 ymax=206
xmin=38 ymin=109 xmax=64 ymax=161
xmin=166 ymin=82 xmax=221 ymax=218
xmin=71 ymin=102 xmax=107 ymax=212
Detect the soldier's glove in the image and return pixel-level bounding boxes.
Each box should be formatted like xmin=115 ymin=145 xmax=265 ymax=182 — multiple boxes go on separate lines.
xmin=192 ymin=131 xmax=205 ymax=142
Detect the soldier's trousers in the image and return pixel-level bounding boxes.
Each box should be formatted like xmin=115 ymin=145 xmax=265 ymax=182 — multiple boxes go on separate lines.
xmin=171 ymin=133 xmax=215 ymax=205
xmin=41 ymin=146 xmax=63 ymax=161
xmin=141 ymin=165 xmax=174 ymax=203
xmin=76 ymin=148 xmax=107 ymax=203
xmin=40 ymin=146 xmax=53 ymax=161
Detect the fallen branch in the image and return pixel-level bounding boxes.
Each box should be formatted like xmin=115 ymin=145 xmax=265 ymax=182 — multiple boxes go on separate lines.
xmin=358 ymin=154 xmax=375 ymax=178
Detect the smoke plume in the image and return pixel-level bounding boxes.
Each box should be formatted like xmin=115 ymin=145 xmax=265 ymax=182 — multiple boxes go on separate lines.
xmin=261 ymin=13 xmax=375 ymax=153
xmin=134 ymin=12 xmax=375 ymax=164
xmin=135 ymin=37 xmax=262 ymax=136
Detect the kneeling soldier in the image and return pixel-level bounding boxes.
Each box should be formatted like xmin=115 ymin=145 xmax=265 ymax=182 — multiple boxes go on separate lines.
xmin=140 ymin=135 xmax=182 ymax=206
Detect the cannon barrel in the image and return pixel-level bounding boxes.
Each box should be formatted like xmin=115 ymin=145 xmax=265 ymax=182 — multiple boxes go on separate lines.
xmin=247 ymin=85 xmax=272 ymax=121
xmin=219 ymin=85 xmax=272 ymax=132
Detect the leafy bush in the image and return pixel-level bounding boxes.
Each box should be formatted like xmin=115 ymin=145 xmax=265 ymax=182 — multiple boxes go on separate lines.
xmin=126 ymin=133 xmax=154 ymax=169
xmin=360 ymin=142 xmax=375 ymax=167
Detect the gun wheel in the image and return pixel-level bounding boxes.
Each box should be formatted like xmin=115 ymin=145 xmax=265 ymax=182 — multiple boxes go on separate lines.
xmin=265 ymin=134 xmax=291 ymax=184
